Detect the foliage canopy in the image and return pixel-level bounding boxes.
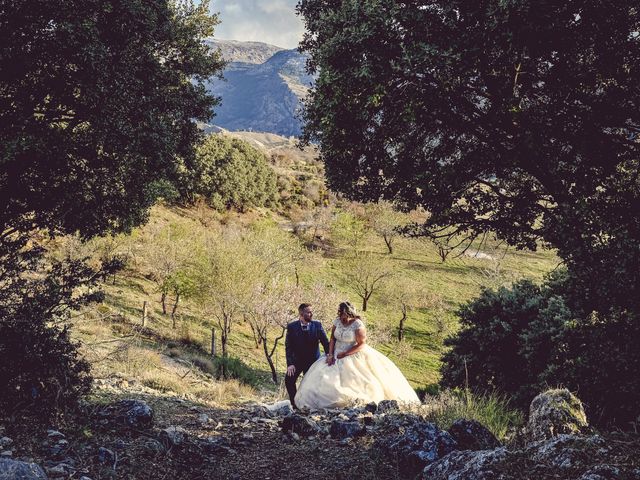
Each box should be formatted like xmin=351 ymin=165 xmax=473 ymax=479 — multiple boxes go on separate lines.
xmin=298 ymin=0 xmax=640 ymax=312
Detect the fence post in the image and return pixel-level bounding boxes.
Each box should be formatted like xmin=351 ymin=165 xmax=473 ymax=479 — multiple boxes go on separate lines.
xmin=211 ymin=328 xmax=216 ymax=357
xmin=142 ymin=301 xmax=148 ymax=327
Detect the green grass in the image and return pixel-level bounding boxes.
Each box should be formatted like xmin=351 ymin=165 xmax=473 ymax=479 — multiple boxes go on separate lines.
xmin=70 ymin=202 xmax=558 ymax=401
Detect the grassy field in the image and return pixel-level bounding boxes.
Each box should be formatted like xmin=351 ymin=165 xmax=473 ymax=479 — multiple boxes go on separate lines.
xmin=69 ymin=200 xmax=558 ymax=406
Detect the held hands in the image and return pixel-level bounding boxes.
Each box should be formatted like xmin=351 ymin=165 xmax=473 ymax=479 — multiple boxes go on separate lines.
xmin=326 ymin=353 xmax=336 ymax=366
xmin=286 ymin=365 xmax=296 ymax=377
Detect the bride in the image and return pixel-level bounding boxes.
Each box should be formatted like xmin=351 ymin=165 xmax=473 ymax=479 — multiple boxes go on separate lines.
xmin=294 ymin=301 xmax=420 ymax=409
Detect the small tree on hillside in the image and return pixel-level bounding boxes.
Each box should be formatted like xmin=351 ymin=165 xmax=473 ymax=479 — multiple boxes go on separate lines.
xmin=192 ymin=237 xmax=256 ymax=370
xmin=341 ymin=252 xmax=394 ymax=312
xmin=385 ymin=278 xmax=441 ymax=342
xmin=330 ymin=211 xmax=368 ymax=255
xmin=364 ymin=201 xmax=407 ymax=255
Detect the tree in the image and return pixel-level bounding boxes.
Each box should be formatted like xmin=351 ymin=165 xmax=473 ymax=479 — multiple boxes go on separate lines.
xmin=298 ymin=0 xmax=640 ymax=314
xmin=385 ymin=277 xmax=441 ymax=342
xmin=0 ymin=0 xmax=223 ymax=417
xmin=177 ymin=134 xmax=278 ymax=211
xmin=192 ymin=236 xmax=256 ymax=364
xmin=246 ymin=278 xmax=302 ymax=384
xmin=364 ymin=201 xmax=407 ymax=254
xmin=341 ymin=251 xmax=394 ymax=312
xmin=330 ymin=211 xmax=368 ymax=254
xmin=0 ymin=0 xmax=224 ymax=238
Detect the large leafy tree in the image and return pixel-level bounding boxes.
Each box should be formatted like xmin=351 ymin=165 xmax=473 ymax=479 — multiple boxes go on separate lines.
xmin=0 ymin=0 xmax=224 ymax=237
xmin=298 ymin=1 xmax=640 ymax=313
xmin=0 ymin=0 xmax=224 ymax=416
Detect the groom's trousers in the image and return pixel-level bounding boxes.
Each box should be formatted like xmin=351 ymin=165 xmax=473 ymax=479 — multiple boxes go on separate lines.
xmin=285 ymin=362 xmax=312 ymax=408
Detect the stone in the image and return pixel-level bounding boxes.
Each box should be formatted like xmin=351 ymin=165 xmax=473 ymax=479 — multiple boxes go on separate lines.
xmin=97 ymin=447 xmax=116 ymax=465
xmin=48 ymin=439 xmax=69 ymax=459
xmin=0 ymin=438 xmax=12 ymax=450
xmin=46 ymin=430 xmax=65 ymax=441
xmin=377 ymin=400 xmax=399 ymax=413
xmin=578 ymin=465 xmax=622 ymax=480
xmin=377 ymin=421 xmax=458 ymax=476
xmin=448 ymin=419 xmax=501 ymax=451
xmin=0 ymin=458 xmax=48 ymax=479
xmin=199 ymin=436 xmax=234 ymax=455
xmin=198 ymin=414 xmax=210 ymax=425
xmin=96 ymin=399 xmax=153 ymax=429
xmin=421 ymin=447 xmax=509 ymax=480
xmin=527 ymin=434 xmax=608 ymax=470
xmin=0 ymin=452 xmax=12 ymax=458
xmin=141 ymin=439 xmax=165 ymax=455
xmin=329 ymin=420 xmax=364 ymax=440
xmin=45 ymin=463 xmax=75 ymax=477
xmin=365 ymin=402 xmax=377 ymax=413
xmin=281 ymin=414 xmax=321 ymax=437
xmin=160 ymin=426 xmax=187 ymax=447
xmin=526 ymin=389 xmax=588 ymax=442
xmin=265 ymin=400 xmax=294 ymax=417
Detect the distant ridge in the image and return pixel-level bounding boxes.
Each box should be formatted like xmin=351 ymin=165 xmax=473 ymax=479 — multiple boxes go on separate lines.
xmin=205 ymin=38 xmax=285 ymax=65
xmin=204 ymin=39 xmax=313 ymax=137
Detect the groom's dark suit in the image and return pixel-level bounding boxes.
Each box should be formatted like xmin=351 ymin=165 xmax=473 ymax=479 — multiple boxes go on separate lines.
xmin=285 ymin=319 xmax=330 ymax=408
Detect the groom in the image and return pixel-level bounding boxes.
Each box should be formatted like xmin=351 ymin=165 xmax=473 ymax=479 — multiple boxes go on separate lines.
xmin=285 ymin=303 xmax=330 ymax=410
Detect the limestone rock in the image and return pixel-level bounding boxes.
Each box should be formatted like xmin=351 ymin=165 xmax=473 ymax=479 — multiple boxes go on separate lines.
xmin=377 ymin=400 xmax=399 ymax=414
xmin=421 ymin=447 xmax=510 ymax=480
xmin=280 ymin=414 xmax=321 ymax=437
xmin=96 ymin=399 xmax=153 ymax=429
xmin=376 ymin=421 xmax=458 ymax=476
xmin=526 ymin=389 xmax=588 ymax=442
xmin=448 ymin=419 xmax=501 ymax=451
xmin=329 ymin=420 xmax=364 ymax=440
xmin=160 ymin=426 xmax=187 ymax=448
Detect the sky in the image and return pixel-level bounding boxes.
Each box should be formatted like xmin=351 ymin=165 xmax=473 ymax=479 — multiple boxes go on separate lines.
xmin=210 ymin=1 xmax=305 ymax=49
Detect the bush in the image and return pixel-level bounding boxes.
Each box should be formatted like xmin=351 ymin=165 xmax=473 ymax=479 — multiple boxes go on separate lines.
xmin=440 ymin=269 xmax=640 ymax=427
xmin=211 ymin=356 xmax=261 ymax=387
xmin=423 ymin=390 xmax=524 ymax=441
xmin=177 ymin=134 xmax=278 ymax=211
xmin=0 ymin=241 xmax=112 ymax=418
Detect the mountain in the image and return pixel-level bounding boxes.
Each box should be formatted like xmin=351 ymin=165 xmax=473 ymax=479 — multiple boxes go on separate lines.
xmin=204 ymin=39 xmax=314 ymax=137
xmin=205 ymin=38 xmax=284 ymax=65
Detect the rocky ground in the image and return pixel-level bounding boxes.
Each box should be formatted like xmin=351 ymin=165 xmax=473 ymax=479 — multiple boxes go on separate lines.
xmin=1 ymin=387 xmax=639 ymax=480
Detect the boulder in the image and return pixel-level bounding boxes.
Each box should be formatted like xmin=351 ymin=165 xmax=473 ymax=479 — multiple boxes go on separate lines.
xmin=527 ymin=434 xmax=609 ymax=470
xmin=280 ymin=414 xmax=321 ymax=437
xmin=421 ymin=447 xmax=509 ymax=480
xmin=329 ymin=420 xmax=364 ymax=440
xmin=0 ymin=458 xmax=47 ymax=480
xmin=160 ymin=426 xmax=187 ymax=448
xmin=448 ymin=419 xmax=501 ymax=451
xmin=526 ymin=389 xmax=588 ymax=442
xmin=0 ymin=438 xmax=13 ymax=450
xmin=376 ymin=421 xmax=458 ymax=476
xmin=96 ymin=399 xmax=153 ymax=429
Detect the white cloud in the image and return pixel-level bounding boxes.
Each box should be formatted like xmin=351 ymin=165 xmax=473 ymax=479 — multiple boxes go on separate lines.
xmin=211 ymin=0 xmax=304 ymax=49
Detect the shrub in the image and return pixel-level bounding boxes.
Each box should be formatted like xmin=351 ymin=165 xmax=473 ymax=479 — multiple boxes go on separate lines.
xmin=178 ymin=134 xmax=278 ymax=211
xmin=211 ymin=356 xmax=261 ymax=387
xmin=441 ymin=269 xmax=640 ymax=427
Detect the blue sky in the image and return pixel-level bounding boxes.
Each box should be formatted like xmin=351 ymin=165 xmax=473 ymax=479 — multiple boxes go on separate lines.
xmin=210 ymin=0 xmax=304 ymax=49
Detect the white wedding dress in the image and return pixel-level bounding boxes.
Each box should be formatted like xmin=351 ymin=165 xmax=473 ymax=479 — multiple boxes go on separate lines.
xmin=294 ymin=318 xmax=420 ymax=409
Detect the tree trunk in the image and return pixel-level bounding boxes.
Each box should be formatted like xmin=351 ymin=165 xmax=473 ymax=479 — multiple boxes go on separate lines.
xmin=171 ymin=293 xmax=180 ymax=321
xmin=142 ymin=301 xmax=148 ymax=327
xmin=362 ymin=292 xmax=370 ymax=312
xmin=211 ymin=328 xmax=216 ymax=356
xmin=398 ymin=304 xmax=407 ymax=342
xmin=263 ymin=339 xmax=278 ymax=384
xmin=161 ymin=291 xmax=167 ymax=315
xmin=384 ymin=235 xmax=393 ymax=254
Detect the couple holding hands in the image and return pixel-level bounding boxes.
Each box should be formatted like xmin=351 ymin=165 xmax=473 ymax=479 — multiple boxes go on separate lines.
xmin=285 ymin=302 xmax=419 ymax=410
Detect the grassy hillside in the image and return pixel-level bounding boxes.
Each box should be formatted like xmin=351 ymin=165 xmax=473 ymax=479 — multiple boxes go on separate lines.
xmin=65 ymin=134 xmax=558 ymax=406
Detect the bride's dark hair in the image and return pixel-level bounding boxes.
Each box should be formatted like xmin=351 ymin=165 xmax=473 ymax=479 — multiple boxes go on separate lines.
xmin=338 ymin=301 xmax=359 ymax=319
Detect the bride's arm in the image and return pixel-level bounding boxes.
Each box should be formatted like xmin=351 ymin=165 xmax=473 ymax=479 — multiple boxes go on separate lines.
xmin=336 ymin=327 xmax=366 ymax=359
xmin=326 ymin=326 xmax=336 ymax=365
